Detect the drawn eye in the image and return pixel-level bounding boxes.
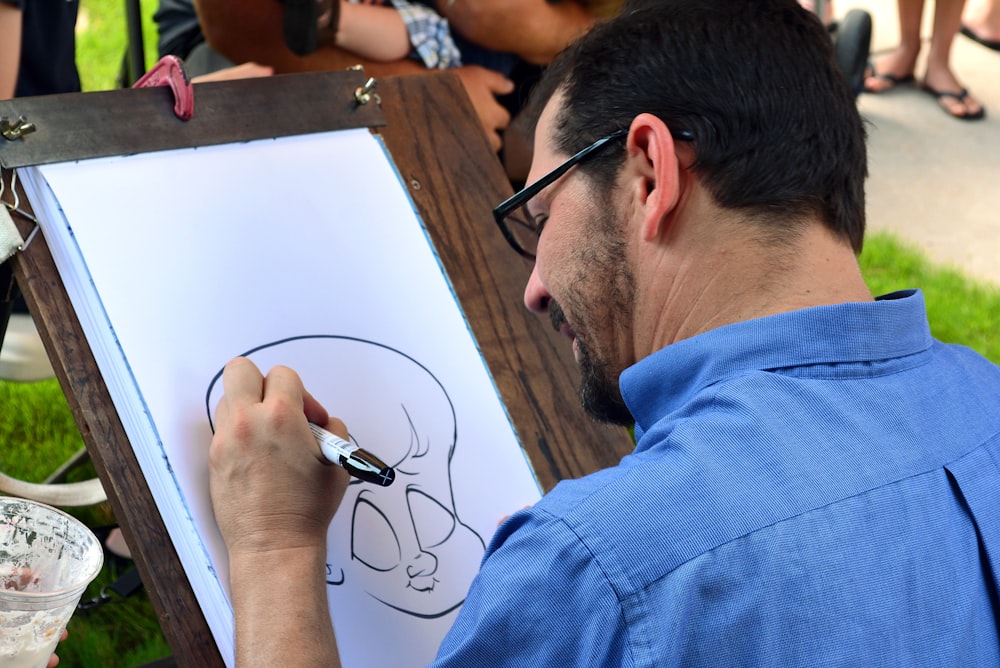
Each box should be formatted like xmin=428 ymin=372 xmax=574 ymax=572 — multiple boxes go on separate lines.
xmin=351 ymin=496 xmax=401 ymax=572
xmin=407 ymin=489 xmax=456 ymax=550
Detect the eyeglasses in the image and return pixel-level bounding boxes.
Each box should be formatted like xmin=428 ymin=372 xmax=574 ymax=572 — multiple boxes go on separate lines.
xmin=492 ymin=127 xmax=694 ymax=259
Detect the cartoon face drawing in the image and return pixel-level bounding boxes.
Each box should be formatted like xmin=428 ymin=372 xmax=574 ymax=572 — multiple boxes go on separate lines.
xmin=207 ymin=336 xmax=485 ymax=618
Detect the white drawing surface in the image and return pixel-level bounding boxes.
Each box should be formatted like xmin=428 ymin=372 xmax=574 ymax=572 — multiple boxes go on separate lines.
xmin=24 ymin=128 xmax=542 ymax=667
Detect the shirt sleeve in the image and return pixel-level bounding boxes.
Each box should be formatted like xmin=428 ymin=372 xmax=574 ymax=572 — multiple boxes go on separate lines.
xmin=387 ymin=0 xmax=462 ymax=69
xmin=431 ymin=510 xmax=634 ymax=667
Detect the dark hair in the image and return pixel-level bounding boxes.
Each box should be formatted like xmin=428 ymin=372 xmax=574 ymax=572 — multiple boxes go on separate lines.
xmin=531 ymin=0 xmax=868 ymax=252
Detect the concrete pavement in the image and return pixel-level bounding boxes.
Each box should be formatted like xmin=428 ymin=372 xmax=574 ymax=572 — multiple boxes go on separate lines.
xmin=848 ymin=0 xmax=1000 ymax=286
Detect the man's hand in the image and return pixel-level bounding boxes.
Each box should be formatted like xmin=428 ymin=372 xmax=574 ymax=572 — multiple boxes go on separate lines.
xmin=453 ymin=66 xmax=515 ymax=152
xmin=209 ymin=357 xmax=349 ymax=558
xmin=210 ymin=358 xmax=347 ymax=667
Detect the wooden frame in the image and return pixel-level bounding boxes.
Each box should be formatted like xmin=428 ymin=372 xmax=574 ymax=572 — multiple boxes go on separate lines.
xmin=1 ymin=70 xmax=633 ymax=665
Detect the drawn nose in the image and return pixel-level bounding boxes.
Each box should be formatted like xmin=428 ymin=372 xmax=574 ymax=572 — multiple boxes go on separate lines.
xmin=406 ymin=551 xmax=439 ymax=578
xmin=406 ymin=551 xmax=439 ymax=590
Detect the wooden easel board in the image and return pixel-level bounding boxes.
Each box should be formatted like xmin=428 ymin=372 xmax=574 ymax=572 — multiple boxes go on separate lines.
xmin=1 ymin=71 xmax=634 ymax=666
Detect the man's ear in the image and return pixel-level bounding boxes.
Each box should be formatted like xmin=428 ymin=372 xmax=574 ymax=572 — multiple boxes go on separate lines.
xmin=623 ymin=113 xmax=683 ymax=243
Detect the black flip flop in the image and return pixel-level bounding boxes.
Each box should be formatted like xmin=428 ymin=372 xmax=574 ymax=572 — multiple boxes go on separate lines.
xmin=921 ymin=84 xmax=986 ymax=121
xmin=961 ymin=24 xmax=1000 ymax=52
xmin=863 ymin=70 xmax=915 ymax=94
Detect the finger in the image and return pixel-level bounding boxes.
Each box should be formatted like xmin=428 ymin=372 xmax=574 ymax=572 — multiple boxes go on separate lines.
xmin=221 ymin=357 xmax=265 ymax=405
xmin=301 ymin=388 xmax=330 ymax=427
xmin=475 ymin=67 xmax=515 ymax=95
xmin=261 ymin=365 xmax=307 ymax=413
xmin=321 ymin=417 xmax=352 ymax=475
xmin=492 ymin=106 xmax=512 ymax=131
xmin=309 ymin=416 xmax=353 ymax=466
xmin=490 ymin=75 xmax=515 ymax=97
xmin=214 ymin=358 xmax=265 ymax=428
xmin=324 ymin=416 xmax=349 ymax=441
xmin=486 ymin=106 xmax=512 ymax=151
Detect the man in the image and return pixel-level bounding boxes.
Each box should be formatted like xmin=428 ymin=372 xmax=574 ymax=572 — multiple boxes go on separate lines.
xmin=208 ymin=1 xmax=1000 ymax=665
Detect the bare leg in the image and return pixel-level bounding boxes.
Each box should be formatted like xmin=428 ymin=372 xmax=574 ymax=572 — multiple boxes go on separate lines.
xmin=865 ymin=0 xmax=926 ymax=91
xmin=923 ymin=0 xmax=983 ymax=117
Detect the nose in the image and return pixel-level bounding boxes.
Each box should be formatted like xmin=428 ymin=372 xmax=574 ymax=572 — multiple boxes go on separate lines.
xmin=406 ymin=551 xmax=440 ymax=591
xmin=523 ymin=264 xmax=551 ymax=314
xmin=406 ymin=550 xmax=439 ymax=577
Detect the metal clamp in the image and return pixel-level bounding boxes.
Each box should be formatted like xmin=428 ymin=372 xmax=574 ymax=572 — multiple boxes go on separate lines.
xmin=77 ymin=566 xmax=144 ymax=612
xmin=354 ymin=77 xmax=380 ymax=106
xmin=77 ymin=587 xmax=115 ymax=611
xmin=1 ymin=116 xmax=37 ymax=141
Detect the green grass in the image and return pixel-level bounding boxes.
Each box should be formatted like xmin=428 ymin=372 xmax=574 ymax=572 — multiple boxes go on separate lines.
xmin=0 ymin=379 xmax=85 ymax=472
xmin=860 ymin=232 xmax=1000 ymax=362
xmin=76 ymin=0 xmax=160 ymax=93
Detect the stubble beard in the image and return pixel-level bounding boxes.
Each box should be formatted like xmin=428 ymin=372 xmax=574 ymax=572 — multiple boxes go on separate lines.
xmin=548 ymin=216 xmax=635 ymax=427
xmin=575 ymin=331 xmax=634 ymax=426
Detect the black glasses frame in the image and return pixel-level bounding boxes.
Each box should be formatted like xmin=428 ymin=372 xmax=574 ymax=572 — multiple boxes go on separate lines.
xmin=492 ymin=127 xmax=694 ymax=259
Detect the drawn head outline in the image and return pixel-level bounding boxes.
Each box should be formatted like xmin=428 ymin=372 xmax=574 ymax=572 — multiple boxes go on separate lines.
xmin=206 ymin=335 xmax=485 ymax=618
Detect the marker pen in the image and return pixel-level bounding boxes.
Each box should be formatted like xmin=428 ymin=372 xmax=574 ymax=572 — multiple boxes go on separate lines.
xmin=308 ymin=423 xmax=396 ymax=487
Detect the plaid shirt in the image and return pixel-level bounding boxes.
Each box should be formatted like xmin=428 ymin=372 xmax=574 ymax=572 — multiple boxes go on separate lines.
xmin=347 ymin=0 xmax=462 ymax=69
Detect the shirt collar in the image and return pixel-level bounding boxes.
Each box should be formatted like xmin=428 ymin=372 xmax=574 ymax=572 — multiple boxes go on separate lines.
xmin=621 ymin=290 xmax=933 ymax=441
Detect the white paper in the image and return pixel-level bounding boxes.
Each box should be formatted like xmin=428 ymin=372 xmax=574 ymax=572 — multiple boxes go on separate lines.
xmin=22 ymin=128 xmax=541 ymax=667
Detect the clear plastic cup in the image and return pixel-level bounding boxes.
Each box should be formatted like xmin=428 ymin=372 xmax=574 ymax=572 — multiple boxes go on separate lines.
xmin=0 ymin=497 xmax=104 ymax=668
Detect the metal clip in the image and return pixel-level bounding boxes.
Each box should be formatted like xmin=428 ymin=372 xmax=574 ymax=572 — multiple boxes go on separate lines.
xmin=0 ymin=115 xmax=37 ymax=141
xmin=1 ymin=167 xmax=41 ymax=254
xmin=77 ymin=587 xmax=115 ymax=611
xmin=354 ymin=77 xmax=380 ymax=106
xmin=76 ymin=566 xmax=144 ymax=613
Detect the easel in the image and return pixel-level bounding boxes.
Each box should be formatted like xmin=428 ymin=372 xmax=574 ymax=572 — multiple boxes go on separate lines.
xmin=0 ymin=70 xmax=634 ymax=665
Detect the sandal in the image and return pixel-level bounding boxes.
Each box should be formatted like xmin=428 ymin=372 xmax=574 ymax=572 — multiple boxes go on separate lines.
xmin=863 ymin=69 xmax=915 ymax=94
xmin=921 ymin=84 xmax=986 ymax=121
xmin=961 ymin=24 xmax=1000 ymax=52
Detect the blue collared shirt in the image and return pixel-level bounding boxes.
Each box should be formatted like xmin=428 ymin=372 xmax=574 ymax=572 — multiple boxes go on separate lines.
xmin=434 ymin=290 xmax=1000 ymax=666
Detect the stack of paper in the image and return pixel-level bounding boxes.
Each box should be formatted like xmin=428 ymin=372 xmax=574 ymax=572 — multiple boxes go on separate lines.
xmin=20 ymin=128 xmax=541 ymax=667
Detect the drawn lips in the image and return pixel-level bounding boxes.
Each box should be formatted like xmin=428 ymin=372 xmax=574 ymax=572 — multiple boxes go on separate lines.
xmin=407 ymin=578 xmax=438 ymax=593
